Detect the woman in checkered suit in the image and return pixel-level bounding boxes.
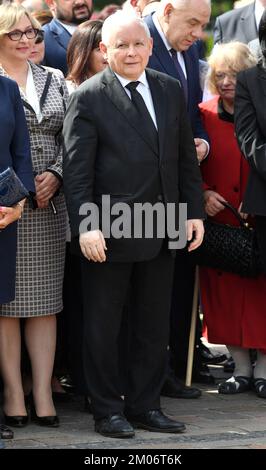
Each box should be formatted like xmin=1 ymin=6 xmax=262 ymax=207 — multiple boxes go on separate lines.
xmin=0 ymin=74 xmax=34 ymax=441
xmin=0 ymin=4 xmax=67 ymax=426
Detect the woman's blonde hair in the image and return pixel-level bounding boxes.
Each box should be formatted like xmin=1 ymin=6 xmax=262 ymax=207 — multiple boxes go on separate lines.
xmin=0 ymin=3 xmax=39 ymax=38
xmin=206 ymin=42 xmax=257 ymax=95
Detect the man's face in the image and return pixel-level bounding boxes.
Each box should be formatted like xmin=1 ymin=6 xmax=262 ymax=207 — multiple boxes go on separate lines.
xmin=54 ymin=0 xmax=93 ymax=24
xmin=100 ymin=22 xmax=153 ymax=81
xmin=162 ymin=0 xmax=210 ymax=51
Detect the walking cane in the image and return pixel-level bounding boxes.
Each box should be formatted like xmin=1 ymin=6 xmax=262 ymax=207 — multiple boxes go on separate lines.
xmin=185 ymin=265 xmax=199 ymax=387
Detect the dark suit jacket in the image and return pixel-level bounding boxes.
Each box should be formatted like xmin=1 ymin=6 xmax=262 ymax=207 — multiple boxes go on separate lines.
xmin=43 ymin=19 xmax=71 ymax=76
xmin=235 ymin=65 xmax=266 ymax=216
xmin=0 ymin=76 xmax=35 ymax=303
xmin=213 ymin=3 xmax=257 ymax=44
xmin=144 ymin=14 xmax=209 ymax=142
xmin=63 ymin=67 xmax=205 ymax=262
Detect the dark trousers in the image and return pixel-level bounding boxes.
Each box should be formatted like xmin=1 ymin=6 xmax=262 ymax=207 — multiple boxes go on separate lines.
xmin=80 ymin=247 xmax=175 ymax=420
xmin=169 ymin=248 xmax=200 ymax=377
xmin=62 ymin=244 xmax=87 ymax=394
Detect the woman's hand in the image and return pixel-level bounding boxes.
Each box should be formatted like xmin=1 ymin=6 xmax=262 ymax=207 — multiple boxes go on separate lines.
xmin=0 ymin=199 xmax=25 ymax=229
xmin=35 ymin=171 xmax=60 ymax=209
xmin=204 ymin=190 xmax=227 ymax=217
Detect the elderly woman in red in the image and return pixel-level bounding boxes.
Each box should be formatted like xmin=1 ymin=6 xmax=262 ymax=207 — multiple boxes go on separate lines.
xmin=199 ymin=42 xmax=266 ymax=398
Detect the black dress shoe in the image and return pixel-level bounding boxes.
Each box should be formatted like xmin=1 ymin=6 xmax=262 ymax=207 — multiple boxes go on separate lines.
xmin=161 ymin=376 xmax=201 ymax=399
xmin=3 ymin=413 xmax=28 ymax=428
xmin=95 ymin=413 xmax=135 ymax=438
xmin=127 ymin=409 xmax=186 ymax=433
xmin=0 ymin=424 xmax=14 ymax=439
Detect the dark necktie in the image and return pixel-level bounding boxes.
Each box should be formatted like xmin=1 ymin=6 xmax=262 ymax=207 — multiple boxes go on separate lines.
xmin=126 ymin=81 xmax=158 ymax=150
xmin=170 ymin=48 xmax=188 ymax=104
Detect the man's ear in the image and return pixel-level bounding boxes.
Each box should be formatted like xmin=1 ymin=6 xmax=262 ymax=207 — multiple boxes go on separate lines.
xmin=163 ymin=3 xmax=174 ymax=23
xmin=45 ymin=0 xmax=56 ymax=13
xmin=99 ymin=41 xmax=108 ymax=59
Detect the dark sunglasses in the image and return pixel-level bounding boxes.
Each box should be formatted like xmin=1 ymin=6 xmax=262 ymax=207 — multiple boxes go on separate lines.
xmin=35 ymin=30 xmax=44 ymax=45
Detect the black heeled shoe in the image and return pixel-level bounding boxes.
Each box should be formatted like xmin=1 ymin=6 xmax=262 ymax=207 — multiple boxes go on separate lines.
xmin=3 ymin=413 xmax=28 ymax=428
xmin=31 ymin=405 xmax=59 ymax=427
xmin=32 ymin=414 xmax=60 ymax=427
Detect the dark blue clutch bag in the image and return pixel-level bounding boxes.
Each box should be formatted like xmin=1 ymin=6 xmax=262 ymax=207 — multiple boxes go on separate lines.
xmin=0 ymin=167 xmax=29 ymax=207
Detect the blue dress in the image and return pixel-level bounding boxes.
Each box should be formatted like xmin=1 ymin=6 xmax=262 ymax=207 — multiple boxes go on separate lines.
xmin=0 ymin=76 xmax=35 ymax=304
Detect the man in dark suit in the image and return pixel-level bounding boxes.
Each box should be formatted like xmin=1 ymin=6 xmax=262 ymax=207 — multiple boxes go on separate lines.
xmin=145 ymin=0 xmax=210 ymax=162
xmin=213 ymin=0 xmax=266 ymax=45
xmin=144 ymin=0 xmax=212 ymax=395
xmin=43 ymin=0 xmax=93 ymax=75
xmin=63 ymin=12 xmax=205 ymax=438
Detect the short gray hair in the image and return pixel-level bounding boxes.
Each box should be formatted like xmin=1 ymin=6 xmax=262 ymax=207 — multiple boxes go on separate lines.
xmin=101 ymin=11 xmax=151 ymax=46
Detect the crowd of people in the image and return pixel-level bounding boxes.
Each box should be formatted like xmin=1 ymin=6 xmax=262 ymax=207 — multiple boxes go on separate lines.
xmin=1 ymin=0 xmax=266 ymax=446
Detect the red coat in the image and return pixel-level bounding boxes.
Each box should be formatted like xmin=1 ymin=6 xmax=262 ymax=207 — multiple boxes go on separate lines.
xmin=199 ymin=97 xmax=266 ymax=350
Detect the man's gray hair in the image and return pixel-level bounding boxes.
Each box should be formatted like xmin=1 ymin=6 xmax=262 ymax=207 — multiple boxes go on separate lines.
xmin=101 ymin=11 xmax=151 ymax=45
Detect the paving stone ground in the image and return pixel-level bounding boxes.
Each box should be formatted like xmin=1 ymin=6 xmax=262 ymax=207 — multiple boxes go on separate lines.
xmin=2 ymin=365 xmax=266 ymax=450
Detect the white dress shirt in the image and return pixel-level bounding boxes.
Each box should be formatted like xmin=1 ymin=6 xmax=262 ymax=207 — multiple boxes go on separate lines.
xmin=25 ymin=64 xmax=42 ymax=123
xmin=255 ymin=0 xmax=265 ymax=30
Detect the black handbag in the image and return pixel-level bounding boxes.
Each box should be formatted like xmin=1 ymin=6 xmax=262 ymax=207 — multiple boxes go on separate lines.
xmin=193 ymin=201 xmax=262 ymax=278
xmin=0 ymin=167 xmax=29 ymax=207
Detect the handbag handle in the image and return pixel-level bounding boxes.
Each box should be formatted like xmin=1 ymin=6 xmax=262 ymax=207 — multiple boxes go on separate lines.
xmin=220 ymin=201 xmax=248 ymax=228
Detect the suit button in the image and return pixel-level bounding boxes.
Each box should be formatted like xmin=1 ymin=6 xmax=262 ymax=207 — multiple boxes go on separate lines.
xmin=157 ymin=194 xmax=163 ymax=201
xmin=233 ymin=187 xmax=239 ymax=192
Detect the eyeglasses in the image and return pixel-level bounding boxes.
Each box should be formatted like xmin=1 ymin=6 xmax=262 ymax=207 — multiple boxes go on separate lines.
xmin=215 ymin=71 xmax=238 ymax=82
xmin=6 ymin=28 xmax=39 ymax=42
xmin=35 ymin=30 xmax=44 ymax=45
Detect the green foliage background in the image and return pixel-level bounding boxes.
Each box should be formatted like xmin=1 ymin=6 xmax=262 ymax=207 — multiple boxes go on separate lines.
xmin=92 ymin=0 xmax=235 ymax=54
xmin=93 ymin=0 xmax=234 ymax=16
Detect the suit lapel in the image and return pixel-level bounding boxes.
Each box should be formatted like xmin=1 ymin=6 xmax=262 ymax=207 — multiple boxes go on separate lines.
xmin=181 ymin=51 xmax=192 ymax=110
xmin=146 ymin=70 xmax=166 ymax=160
xmin=153 ymin=41 xmax=178 ymax=78
xmin=147 ymin=15 xmax=178 ymax=79
xmin=102 ymin=68 xmax=159 ymax=155
xmin=240 ymin=4 xmax=257 ymax=43
xmin=0 ymin=63 xmax=37 ymax=111
xmin=50 ymin=19 xmax=71 ymax=50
